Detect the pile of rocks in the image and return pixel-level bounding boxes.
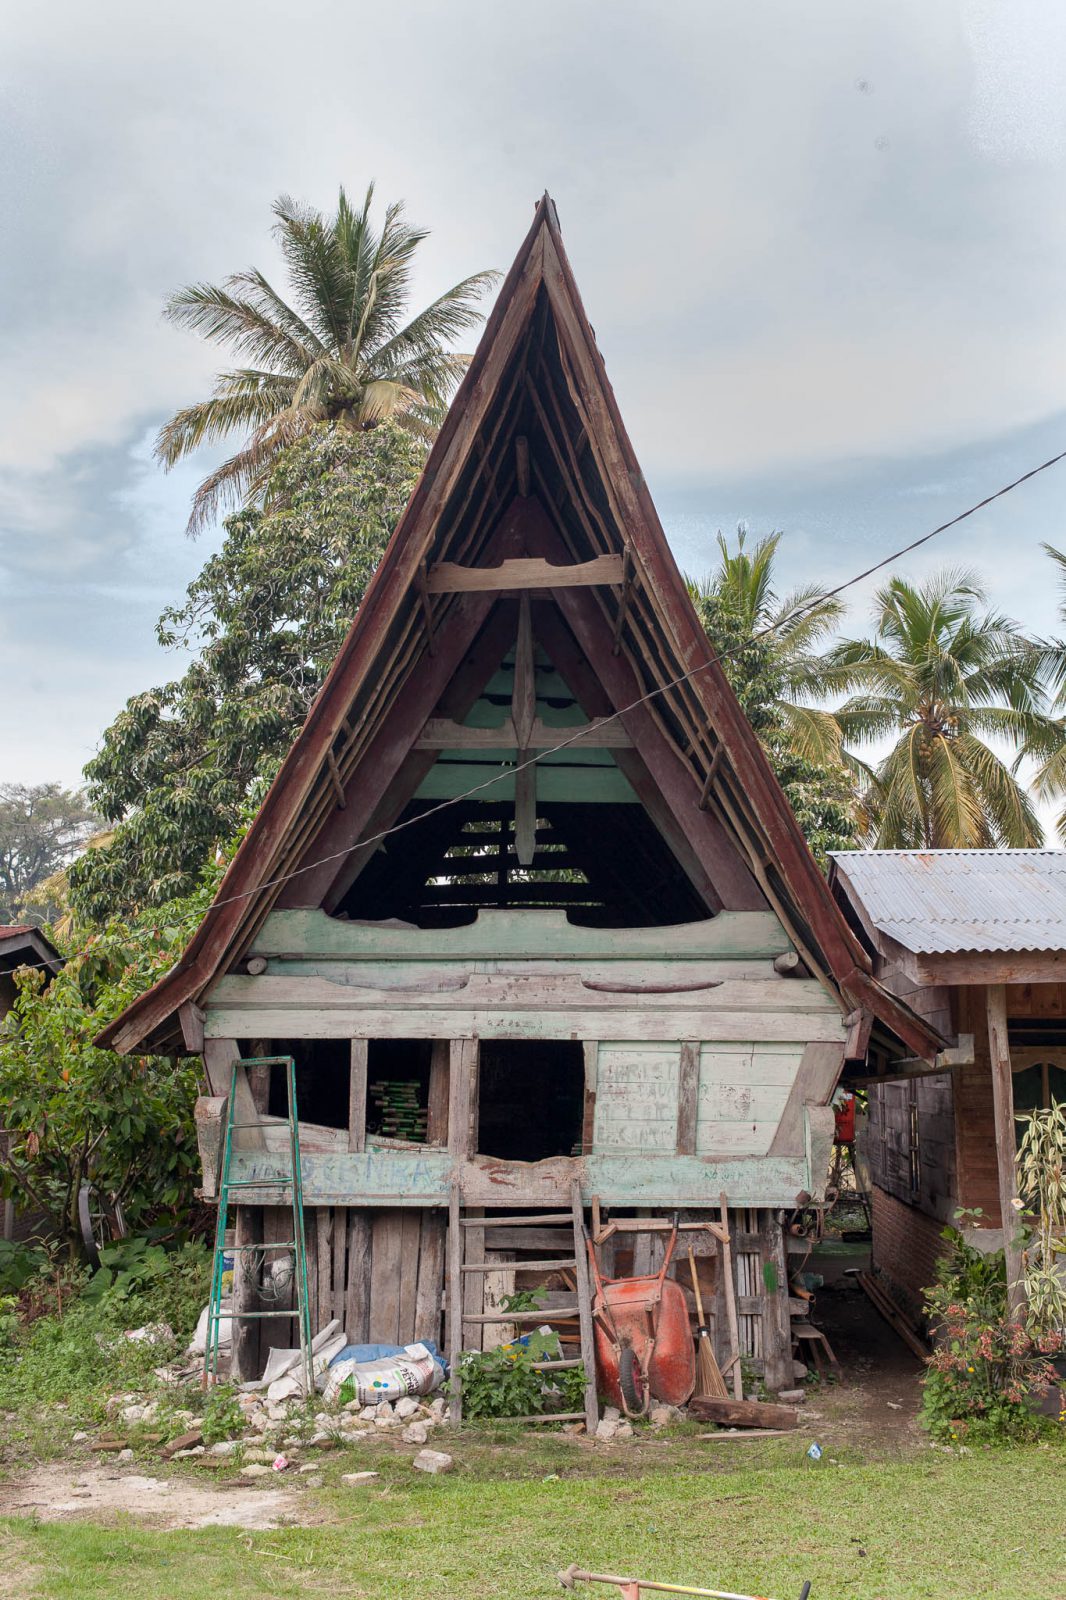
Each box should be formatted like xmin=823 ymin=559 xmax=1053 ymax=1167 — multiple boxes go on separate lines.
xmin=594 ymin=1403 xmax=686 ymax=1441
xmin=87 ymin=1386 xmax=452 ymax=1465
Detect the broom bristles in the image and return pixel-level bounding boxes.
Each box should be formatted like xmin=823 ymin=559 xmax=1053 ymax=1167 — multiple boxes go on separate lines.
xmin=695 ymin=1328 xmax=729 ymax=1398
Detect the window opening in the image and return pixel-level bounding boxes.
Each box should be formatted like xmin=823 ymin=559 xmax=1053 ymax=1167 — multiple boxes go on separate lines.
xmin=266 ymin=1039 xmax=350 ymax=1130
xmin=365 ymin=1039 xmax=433 ymax=1143
xmin=477 ymin=1039 xmax=585 ymax=1162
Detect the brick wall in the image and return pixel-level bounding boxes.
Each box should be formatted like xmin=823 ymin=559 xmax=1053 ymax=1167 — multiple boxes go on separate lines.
xmin=871 ymin=1184 xmax=948 ymax=1327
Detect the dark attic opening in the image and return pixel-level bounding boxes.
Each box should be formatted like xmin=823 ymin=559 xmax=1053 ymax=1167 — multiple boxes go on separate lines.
xmin=336 ymin=800 xmax=709 ymax=929
xmin=476 ymin=1039 xmax=585 ymax=1161
xmin=328 ymin=597 xmax=718 ymax=930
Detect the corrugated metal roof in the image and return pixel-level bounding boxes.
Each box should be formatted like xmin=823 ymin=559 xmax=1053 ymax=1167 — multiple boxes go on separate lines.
xmin=829 ymin=849 xmax=1066 ymax=954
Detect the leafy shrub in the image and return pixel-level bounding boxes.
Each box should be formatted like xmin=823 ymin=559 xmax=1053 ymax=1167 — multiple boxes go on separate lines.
xmin=0 ymin=1237 xmax=49 ymax=1293
xmin=457 ymin=1326 xmax=576 ymax=1421
xmin=0 ymin=1239 xmax=210 ymax=1421
xmin=201 ymin=1385 xmax=244 ymax=1445
xmin=1016 ymin=1100 xmax=1066 ymax=1336
xmin=921 ymin=1221 xmax=1063 ymax=1445
xmin=0 ymin=872 xmax=221 ymax=1254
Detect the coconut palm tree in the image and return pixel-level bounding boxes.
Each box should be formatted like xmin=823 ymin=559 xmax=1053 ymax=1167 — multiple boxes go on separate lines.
xmin=687 ymin=528 xmax=847 ymax=766
xmin=155 ymin=185 xmax=498 ymax=533
xmin=1025 ymin=543 xmax=1066 ymax=840
xmin=825 ymin=569 xmax=1058 ymax=848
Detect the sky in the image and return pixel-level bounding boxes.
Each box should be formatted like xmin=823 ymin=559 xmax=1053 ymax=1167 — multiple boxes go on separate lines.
xmin=3 ymin=1 xmax=1066 ymax=826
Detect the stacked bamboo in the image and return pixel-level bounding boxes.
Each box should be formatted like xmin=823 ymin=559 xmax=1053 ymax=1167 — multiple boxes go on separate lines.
xmin=369 ymin=1079 xmax=428 ymax=1142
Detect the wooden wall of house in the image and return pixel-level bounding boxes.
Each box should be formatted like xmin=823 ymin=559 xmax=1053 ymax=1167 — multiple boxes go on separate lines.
xmin=867 ymin=981 xmax=1066 ymax=1238
xmin=866 ymin=1071 xmax=956 ymax=1224
xmin=232 ymin=1205 xmax=446 ymax=1380
xmin=229 ymin=1201 xmax=794 ymax=1388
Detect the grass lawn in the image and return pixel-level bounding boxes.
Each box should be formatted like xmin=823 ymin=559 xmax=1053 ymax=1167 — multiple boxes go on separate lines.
xmin=2 ymin=1436 xmax=1064 ymax=1600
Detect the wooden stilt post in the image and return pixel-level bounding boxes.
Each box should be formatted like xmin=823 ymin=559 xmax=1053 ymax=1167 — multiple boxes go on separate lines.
xmin=985 ymin=985 xmax=1026 ymax=1320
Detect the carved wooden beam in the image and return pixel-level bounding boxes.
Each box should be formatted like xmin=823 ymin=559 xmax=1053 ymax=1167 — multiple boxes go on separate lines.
xmin=424 ymin=553 xmax=625 ymax=593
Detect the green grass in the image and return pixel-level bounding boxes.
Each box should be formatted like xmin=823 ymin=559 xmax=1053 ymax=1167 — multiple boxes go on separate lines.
xmin=3 ymin=1442 xmax=1065 ymax=1599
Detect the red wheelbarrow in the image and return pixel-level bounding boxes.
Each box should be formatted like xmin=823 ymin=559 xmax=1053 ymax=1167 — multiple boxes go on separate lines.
xmin=589 ymin=1220 xmax=694 ymax=1416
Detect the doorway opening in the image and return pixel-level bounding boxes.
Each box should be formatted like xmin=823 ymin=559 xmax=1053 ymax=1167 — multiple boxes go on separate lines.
xmin=477 ymin=1039 xmax=585 ymax=1162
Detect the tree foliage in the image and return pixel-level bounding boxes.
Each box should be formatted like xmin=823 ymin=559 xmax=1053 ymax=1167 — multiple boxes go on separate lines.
xmin=689 ymin=529 xmax=861 ymax=863
xmin=826 ymin=570 xmax=1060 ymax=848
xmin=70 ymin=422 xmax=423 ymax=924
xmin=0 ymin=784 xmax=99 ymax=927
xmin=155 ymin=184 xmax=497 ymax=533
xmin=0 ymin=868 xmax=221 ymax=1255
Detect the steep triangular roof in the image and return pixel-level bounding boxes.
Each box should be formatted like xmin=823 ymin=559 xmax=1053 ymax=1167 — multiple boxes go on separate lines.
xmin=102 ymin=196 xmax=943 ymax=1059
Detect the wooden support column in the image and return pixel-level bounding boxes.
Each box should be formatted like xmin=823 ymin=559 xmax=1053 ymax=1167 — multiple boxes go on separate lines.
xmin=761 ymin=1212 xmax=793 ymax=1394
xmin=345 ymin=1210 xmax=372 ymax=1343
xmin=986 ymin=985 xmax=1026 ymax=1319
xmin=348 ymin=1040 xmax=368 ymax=1153
xmin=448 ymin=1038 xmax=479 ymax=1159
xmin=427 ymin=1040 xmax=450 ymax=1145
xmin=231 ymin=1204 xmax=262 ymax=1383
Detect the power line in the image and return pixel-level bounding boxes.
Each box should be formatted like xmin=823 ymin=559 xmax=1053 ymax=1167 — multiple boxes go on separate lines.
xmin=12 ymin=441 xmax=1066 ymax=974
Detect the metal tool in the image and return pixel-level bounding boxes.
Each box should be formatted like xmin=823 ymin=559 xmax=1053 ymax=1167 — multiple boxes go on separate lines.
xmin=559 ymin=1563 xmax=810 ymax=1600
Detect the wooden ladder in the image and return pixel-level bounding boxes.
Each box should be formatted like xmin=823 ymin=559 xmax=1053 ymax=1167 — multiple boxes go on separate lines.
xmin=447 ymin=1179 xmax=598 ymax=1433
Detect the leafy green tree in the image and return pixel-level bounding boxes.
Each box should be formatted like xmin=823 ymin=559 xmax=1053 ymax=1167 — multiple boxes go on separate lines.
xmin=689 ymin=530 xmax=860 ymax=862
xmin=0 ymin=869 xmax=220 ymax=1255
xmin=0 ymin=784 xmax=99 ymax=926
xmin=70 ymin=422 xmax=424 ymax=923
xmin=156 ymin=184 xmax=497 ymax=533
xmin=827 ymin=570 xmax=1057 ymax=848
xmin=1026 ymin=544 xmax=1066 ymax=841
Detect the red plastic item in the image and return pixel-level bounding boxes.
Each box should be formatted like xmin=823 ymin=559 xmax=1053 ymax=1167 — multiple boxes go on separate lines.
xmin=593 ymin=1275 xmax=695 ymax=1411
xmin=833 ymin=1093 xmax=855 ymax=1144
xmin=589 ymin=1225 xmax=696 ymax=1414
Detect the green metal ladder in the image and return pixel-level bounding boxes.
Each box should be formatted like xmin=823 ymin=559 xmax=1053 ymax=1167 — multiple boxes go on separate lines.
xmin=204 ymin=1055 xmax=314 ymax=1394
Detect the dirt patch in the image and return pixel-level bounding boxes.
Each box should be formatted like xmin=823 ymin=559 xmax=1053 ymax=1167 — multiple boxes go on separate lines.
xmin=803 ymin=1277 xmax=926 ymax=1453
xmin=0 ymin=1466 xmax=304 ymax=1531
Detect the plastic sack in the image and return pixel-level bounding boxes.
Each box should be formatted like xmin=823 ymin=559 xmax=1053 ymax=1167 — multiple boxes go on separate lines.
xmin=187 ymin=1300 xmax=232 ymax=1355
xmin=322 ymin=1341 xmax=442 ymax=1406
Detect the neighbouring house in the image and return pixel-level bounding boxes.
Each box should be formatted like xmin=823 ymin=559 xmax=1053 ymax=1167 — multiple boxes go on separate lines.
xmin=830 ymin=848 xmax=1066 ymax=1326
xmin=100 ymin=197 xmax=943 ymax=1402
xmin=0 ymin=923 xmax=61 ymax=1242
xmin=0 ymin=924 xmax=60 ymax=1021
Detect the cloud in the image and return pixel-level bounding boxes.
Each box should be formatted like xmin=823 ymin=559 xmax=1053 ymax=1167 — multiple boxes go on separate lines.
xmin=3 ymin=0 xmax=1066 ymax=790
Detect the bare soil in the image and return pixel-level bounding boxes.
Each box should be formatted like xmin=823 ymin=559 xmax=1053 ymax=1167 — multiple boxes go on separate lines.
xmin=0 ymin=1466 xmax=302 ymax=1531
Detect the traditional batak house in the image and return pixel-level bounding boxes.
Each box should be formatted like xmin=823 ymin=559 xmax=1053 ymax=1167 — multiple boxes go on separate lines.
xmin=830 ymin=849 xmax=1066 ymax=1326
xmin=102 ymin=199 xmax=944 ymax=1412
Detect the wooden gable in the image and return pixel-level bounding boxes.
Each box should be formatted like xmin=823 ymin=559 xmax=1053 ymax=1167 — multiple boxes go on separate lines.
xmin=101 ymin=196 xmax=943 ymax=1061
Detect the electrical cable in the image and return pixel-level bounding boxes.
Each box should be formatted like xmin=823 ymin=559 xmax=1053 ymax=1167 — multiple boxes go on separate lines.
xmin=12 ymin=442 xmax=1066 ymax=974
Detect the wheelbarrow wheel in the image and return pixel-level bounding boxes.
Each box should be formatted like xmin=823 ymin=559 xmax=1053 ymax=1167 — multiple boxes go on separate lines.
xmin=618 ymin=1344 xmax=646 ymax=1415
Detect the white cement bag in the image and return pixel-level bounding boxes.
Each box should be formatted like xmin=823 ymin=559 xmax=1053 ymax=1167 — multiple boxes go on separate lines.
xmin=323 ymin=1342 xmax=441 ymax=1406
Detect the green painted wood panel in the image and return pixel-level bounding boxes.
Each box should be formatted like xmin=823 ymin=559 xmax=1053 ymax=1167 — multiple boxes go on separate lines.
xmin=225 ymin=1146 xmax=813 ymax=1209
xmin=247 ymin=908 xmax=798 ymax=963
xmin=413 ymin=761 xmax=635 ymax=802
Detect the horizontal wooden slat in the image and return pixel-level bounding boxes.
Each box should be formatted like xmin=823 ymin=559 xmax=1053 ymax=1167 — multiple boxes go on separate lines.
xmin=425 ymin=554 xmax=625 ymax=593
xmin=461 ymin=1213 xmax=571 ymax=1227
xmin=416 ymin=716 xmax=632 ymax=750
xmin=462 ymin=1305 xmax=579 ymax=1323
xmin=461 ymin=1258 xmax=577 ymax=1273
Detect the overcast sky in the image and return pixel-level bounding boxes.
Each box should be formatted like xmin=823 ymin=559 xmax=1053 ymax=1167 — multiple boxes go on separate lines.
xmin=4 ymin=1 xmax=1066 ymax=807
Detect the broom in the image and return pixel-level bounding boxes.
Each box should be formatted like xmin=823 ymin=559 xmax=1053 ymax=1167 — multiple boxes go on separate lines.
xmin=688 ymin=1247 xmax=728 ymax=1399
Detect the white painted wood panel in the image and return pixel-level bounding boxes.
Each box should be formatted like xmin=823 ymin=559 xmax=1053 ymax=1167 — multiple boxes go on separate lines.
xmin=594 ymin=1043 xmax=680 ymax=1153
xmin=695 ymin=1040 xmax=804 ymax=1157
